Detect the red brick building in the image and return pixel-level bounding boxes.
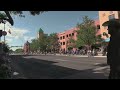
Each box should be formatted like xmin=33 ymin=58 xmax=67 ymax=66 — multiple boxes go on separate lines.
xmin=57 ymin=20 xmax=100 ymax=53
xmin=23 ymin=41 xmax=30 ymax=54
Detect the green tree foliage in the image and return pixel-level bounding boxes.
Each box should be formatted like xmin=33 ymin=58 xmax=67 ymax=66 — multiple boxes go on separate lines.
xmin=76 ymin=16 xmax=103 ymax=49
xmin=37 ymin=29 xmax=49 ymax=53
xmin=3 ymin=44 xmax=10 ymax=53
xmin=39 ymin=34 xmax=49 ymax=54
xmin=67 ymin=37 xmax=76 ymax=50
xmin=15 ymin=48 xmax=23 ymax=53
xmin=30 ymin=28 xmax=49 ymax=54
xmin=30 ymin=29 xmax=60 ymax=54
xmin=49 ymin=33 xmax=60 ymax=53
xmin=30 ymin=39 xmax=39 ymax=52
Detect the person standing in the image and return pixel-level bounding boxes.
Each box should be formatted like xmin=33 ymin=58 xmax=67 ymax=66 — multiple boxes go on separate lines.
xmin=102 ymin=19 xmax=120 ymax=79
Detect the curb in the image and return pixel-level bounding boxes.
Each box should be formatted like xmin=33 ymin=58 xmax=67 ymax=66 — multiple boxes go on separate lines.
xmin=56 ymin=54 xmax=107 ymax=58
xmin=22 ymin=54 xmax=107 ymax=58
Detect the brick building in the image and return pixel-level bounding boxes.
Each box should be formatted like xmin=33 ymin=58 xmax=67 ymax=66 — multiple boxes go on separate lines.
xmin=99 ymin=11 xmax=120 ymax=40
xmin=57 ymin=20 xmax=100 ymax=53
xmin=23 ymin=41 xmax=30 ymax=54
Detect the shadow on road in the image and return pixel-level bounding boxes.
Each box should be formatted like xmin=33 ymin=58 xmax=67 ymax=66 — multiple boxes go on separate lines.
xmin=10 ymin=55 xmax=108 ymax=79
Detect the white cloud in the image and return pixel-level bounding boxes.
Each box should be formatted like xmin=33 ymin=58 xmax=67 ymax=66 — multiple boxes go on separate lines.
xmin=0 ymin=22 xmax=30 ymax=40
xmin=5 ymin=38 xmax=13 ymax=43
xmin=7 ymin=27 xmax=30 ymax=39
xmin=0 ymin=21 xmax=34 ymax=48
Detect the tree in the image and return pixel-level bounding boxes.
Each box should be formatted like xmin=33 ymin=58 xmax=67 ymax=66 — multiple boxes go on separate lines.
xmin=0 ymin=11 xmax=46 ymax=26
xmin=49 ymin=33 xmax=60 ymax=54
xmin=3 ymin=44 xmax=10 ymax=53
xmin=29 ymin=28 xmax=49 ymax=55
xmin=76 ymin=16 xmax=103 ymax=52
xmin=9 ymin=49 xmax=14 ymax=53
xmin=66 ymin=37 xmax=76 ymax=51
xmin=37 ymin=28 xmax=49 ymax=54
xmin=39 ymin=34 xmax=49 ymax=55
xmin=30 ymin=39 xmax=39 ymax=52
xmin=15 ymin=48 xmax=23 ymax=53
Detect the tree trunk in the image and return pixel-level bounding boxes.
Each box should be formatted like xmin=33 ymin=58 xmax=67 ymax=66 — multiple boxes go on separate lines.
xmin=45 ymin=48 xmax=46 ymax=55
xmin=87 ymin=45 xmax=92 ymax=57
xmin=54 ymin=48 xmax=56 ymax=55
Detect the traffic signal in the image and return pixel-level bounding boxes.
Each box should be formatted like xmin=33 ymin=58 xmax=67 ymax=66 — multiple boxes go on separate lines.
xmin=0 ymin=30 xmax=2 ymax=37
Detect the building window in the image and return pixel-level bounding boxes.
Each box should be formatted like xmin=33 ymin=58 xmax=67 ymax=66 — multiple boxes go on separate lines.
xmin=66 ymin=35 xmax=68 ymax=37
xmin=61 ymin=42 xmax=62 ymax=45
xmin=97 ymin=25 xmax=100 ymax=29
xmin=69 ymin=34 xmax=71 ymax=37
xmin=63 ymin=36 xmax=65 ymax=39
xmin=63 ymin=42 xmax=65 ymax=45
xmin=60 ymin=37 xmax=62 ymax=40
xmin=72 ymin=33 xmax=74 ymax=36
xmin=108 ymin=14 xmax=115 ymax=20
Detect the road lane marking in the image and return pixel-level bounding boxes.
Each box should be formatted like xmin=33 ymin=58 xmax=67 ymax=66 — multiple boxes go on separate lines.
xmin=55 ymin=59 xmax=68 ymax=61
xmin=94 ymin=63 xmax=101 ymax=65
xmin=93 ymin=66 xmax=109 ymax=71
xmin=13 ymin=72 xmax=19 ymax=76
xmin=93 ymin=71 xmax=103 ymax=73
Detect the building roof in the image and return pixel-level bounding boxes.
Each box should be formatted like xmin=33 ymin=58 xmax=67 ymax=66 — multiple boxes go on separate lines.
xmin=57 ymin=20 xmax=100 ymax=36
xmin=38 ymin=28 xmax=43 ymax=33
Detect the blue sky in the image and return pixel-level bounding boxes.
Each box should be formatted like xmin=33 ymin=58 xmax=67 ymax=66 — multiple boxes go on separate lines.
xmin=0 ymin=11 xmax=98 ymax=51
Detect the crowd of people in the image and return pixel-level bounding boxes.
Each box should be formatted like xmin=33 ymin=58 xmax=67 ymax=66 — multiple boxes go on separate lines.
xmin=27 ymin=45 xmax=107 ymax=57
xmin=59 ymin=46 xmax=107 ymax=56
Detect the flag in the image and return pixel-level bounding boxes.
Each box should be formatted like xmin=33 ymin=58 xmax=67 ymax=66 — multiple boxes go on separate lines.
xmin=8 ymin=29 xmax=11 ymax=34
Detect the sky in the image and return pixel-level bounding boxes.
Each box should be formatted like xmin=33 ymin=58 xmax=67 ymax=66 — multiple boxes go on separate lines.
xmin=0 ymin=11 xmax=98 ymax=51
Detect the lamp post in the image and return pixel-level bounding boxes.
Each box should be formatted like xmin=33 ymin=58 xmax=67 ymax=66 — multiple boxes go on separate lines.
xmin=0 ymin=30 xmax=2 ymax=42
xmin=2 ymin=20 xmax=7 ymax=54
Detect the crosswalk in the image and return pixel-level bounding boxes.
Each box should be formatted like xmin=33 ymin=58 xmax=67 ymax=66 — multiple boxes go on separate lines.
xmin=92 ymin=63 xmax=110 ymax=76
xmin=93 ymin=66 xmax=109 ymax=71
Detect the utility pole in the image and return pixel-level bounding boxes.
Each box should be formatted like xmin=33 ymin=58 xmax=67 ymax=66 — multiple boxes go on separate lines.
xmin=3 ymin=21 xmax=5 ymax=43
xmin=0 ymin=30 xmax=2 ymax=42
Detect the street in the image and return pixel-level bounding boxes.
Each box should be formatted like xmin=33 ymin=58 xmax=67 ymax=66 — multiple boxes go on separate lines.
xmin=10 ymin=55 xmax=109 ymax=79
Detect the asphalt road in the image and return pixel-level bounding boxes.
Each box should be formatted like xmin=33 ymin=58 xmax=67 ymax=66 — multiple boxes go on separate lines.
xmin=10 ymin=55 xmax=109 ymax=79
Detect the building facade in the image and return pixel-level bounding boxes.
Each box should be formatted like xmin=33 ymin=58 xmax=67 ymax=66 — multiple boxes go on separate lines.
xmin=57 ymin=27 xmax=78 ymax=52
xmin=57 ymin=20 xmax=100 ymax=52
xmin=37 ymin=28 xmax=44 ymax=39
xmin=23 ymin=41 xmax=30 ymax=54
xmin=99 ymin=11 xmax=120 ymax=39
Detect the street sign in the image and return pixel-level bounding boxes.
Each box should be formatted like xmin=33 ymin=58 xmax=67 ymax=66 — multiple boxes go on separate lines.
xmin=2 ymin=31 xmax=7 ymax=36
xmin=0 ymin=30 xmax=2 ymax=37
